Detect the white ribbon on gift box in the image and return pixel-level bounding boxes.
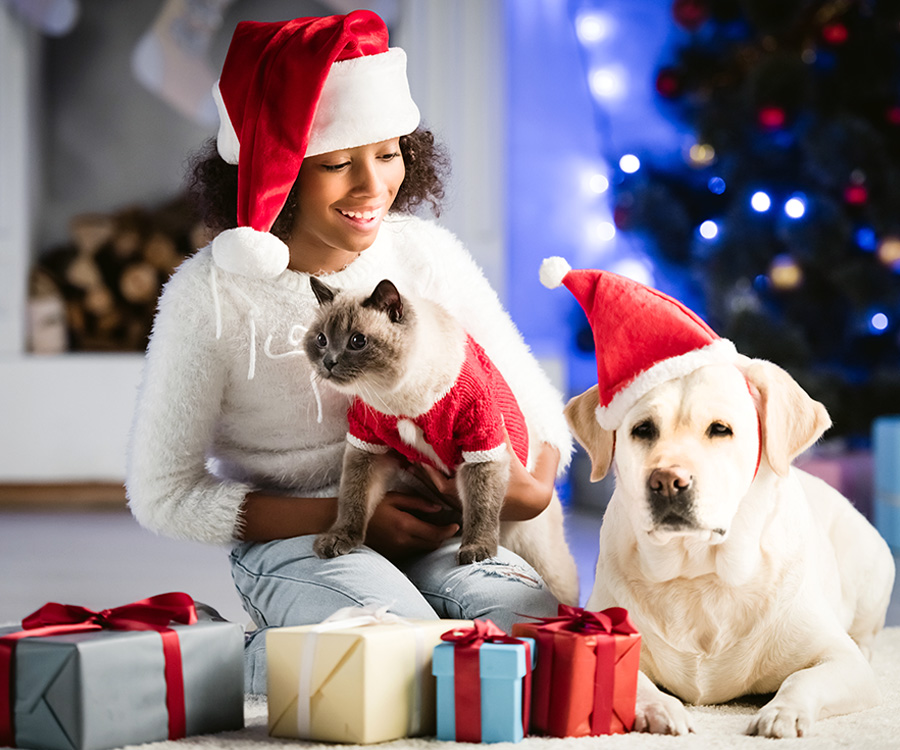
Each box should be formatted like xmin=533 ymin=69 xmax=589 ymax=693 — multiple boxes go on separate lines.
xmin=296 ymin=604 xmax=427 ymax=737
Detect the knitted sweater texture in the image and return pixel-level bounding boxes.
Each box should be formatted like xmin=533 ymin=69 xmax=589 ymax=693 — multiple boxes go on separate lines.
xmin=347 ymin=335 xmax=529 ymax=474
xmin=126 ymin=216 xmax=572 ymax=544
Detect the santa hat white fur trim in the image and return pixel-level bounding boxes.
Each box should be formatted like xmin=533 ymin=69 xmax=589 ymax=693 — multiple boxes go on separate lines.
xmin=595 ymin=338 xmax=739 ymax=430
xmin=307 ymin=48 xmax=419 ymax=156
xmin=539 ymin=256 xmax=572 ymax=289
xmin=211 ymin=227 xmax=290 ymax=279
xmin=213 ymin=48 xmax=419 ymax=165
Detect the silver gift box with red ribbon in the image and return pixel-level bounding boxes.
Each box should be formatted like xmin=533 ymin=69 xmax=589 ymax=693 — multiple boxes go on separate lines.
xmin=1 ymin=594 xmax=244 ymax=750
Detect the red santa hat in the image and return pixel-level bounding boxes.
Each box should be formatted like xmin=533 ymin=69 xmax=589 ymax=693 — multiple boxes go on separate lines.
xmin=210 ymin=11 xmax=420 ymax=278
xmin=540 ymin=257 xmax=738 ymax=430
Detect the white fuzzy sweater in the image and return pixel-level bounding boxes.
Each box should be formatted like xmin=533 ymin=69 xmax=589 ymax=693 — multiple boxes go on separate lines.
xmin=126 ymin=216 xmax=572 ymax=545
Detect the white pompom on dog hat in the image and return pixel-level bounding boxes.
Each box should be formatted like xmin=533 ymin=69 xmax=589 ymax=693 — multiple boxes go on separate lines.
xmin=210 ymin=10 xmax=420 ymax=279
xmin=540 ymin=257 xmax=738 ymax=429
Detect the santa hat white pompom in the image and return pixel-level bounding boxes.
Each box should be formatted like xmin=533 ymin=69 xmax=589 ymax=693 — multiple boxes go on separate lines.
xmin=539 ymin=257 xmax=573 ymax=289
xmin=211 ymin=227 xmax=290 ymax=279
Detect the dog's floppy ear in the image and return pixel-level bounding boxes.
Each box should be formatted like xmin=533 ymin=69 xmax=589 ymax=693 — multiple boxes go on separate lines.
xmin=739 ymin=358 xmax=832 ymax=477
xmin=564 ymin=385 xmax=615 ymax=481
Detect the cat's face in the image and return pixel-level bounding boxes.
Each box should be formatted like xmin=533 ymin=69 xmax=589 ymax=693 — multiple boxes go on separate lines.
xmin=304 ymin=277 xmax=413 ymax=394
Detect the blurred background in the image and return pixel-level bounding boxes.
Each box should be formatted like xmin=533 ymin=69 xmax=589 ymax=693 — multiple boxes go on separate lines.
xmin=2 ymin=0 xmax=900 ymax=616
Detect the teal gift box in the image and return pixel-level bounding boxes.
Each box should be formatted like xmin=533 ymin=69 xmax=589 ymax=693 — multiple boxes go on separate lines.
xmin=432 ymin=621 xmax=534 ymax=743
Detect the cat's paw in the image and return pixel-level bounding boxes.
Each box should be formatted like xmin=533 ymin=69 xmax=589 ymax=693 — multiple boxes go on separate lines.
xmin=314 ymin=531 xmax=361 ymax=558
xmin=457 ymin=543 xmax=496 ymax=565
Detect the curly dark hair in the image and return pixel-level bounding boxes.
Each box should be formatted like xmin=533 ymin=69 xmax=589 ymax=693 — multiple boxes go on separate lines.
xmin=186 ymin=128 xmax=450 ymax=242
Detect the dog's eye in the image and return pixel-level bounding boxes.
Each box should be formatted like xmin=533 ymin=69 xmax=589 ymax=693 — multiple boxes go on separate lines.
xmin=631 ymin=420 xmax=658 ymax=441
xmin=707 ymin=422 xmax=733 ymax=438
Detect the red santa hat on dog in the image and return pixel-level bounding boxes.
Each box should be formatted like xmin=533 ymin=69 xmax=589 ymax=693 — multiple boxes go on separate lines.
xmin=540 ymin=257 xmax=738 ymax=430
xmin=210 ymin=11 xmax=420 ymax=278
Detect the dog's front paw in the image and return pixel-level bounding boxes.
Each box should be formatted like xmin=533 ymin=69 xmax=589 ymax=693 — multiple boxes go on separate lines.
xmin=634 ymin=692 xmax=694 ymax=735
xmin=747 ymin=702 xmax=813 ymax=739
xmin=314 ymin=530 xmax=361 ymax=559
xmin=457 ymin=543 xmax=496 ymax=565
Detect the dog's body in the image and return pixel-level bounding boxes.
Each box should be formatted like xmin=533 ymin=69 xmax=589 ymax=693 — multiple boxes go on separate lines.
xmin=567 ymin=360 xmax=895 ymax=738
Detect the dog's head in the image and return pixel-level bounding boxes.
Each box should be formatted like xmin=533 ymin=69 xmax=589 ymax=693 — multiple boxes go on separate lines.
xmin=565 ymin=359 xmax=831 ymax=544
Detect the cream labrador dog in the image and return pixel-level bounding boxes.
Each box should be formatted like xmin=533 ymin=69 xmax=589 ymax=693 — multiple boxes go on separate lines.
xmin=566 ymin=357 xmax=895 ymax=738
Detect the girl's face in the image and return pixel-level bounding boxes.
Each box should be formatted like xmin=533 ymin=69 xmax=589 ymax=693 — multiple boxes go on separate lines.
xmin=288 ymin=138 xmax=405 ymax=273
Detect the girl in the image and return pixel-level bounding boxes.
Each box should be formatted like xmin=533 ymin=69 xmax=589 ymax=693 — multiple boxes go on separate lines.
xmin=126 ymin=10 xmax=576 ymax=693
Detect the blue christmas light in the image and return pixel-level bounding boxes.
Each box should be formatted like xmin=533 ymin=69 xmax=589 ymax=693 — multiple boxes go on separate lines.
xmin=619 ymin=154 xmax=641 ymax=173
xmin=708 ymin=176 xmax=726 ymax=194
xmin=784 ymin=194 xmax=807 ymax=219
xmin=869 ymin=312 xmax=889 ymax=334
xmin=751 ymin=191 xmax=772 ymax=212
xmin=699 ymin=220 xmax=719 ymax=239
xmin=855 ymin=226 xmax=877 ymax=252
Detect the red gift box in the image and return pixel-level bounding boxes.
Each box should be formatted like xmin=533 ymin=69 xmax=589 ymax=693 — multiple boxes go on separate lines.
xmin=512 ymin=605 xmax=640 ymax=736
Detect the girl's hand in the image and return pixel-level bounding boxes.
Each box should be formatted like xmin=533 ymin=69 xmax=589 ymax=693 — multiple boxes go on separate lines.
xmin=416 ymin=438 xmax=560 ymax=522
xmin=364 ymin=492 xmax=460 ymax=561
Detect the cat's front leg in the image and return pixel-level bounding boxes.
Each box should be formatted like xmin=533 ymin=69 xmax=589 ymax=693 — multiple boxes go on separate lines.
xmin=456 ymin=452 xmax=509 ymax=564
xmin=314 ymin=445 xmax=392 ymax=558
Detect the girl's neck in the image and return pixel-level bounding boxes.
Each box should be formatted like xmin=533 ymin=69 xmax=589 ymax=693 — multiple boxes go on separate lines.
xmin=287 ymin=243 xmax=361 ymax=275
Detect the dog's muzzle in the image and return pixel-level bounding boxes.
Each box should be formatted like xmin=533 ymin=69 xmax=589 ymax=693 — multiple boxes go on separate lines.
xmin=647 ymin=466 xmax=698 ymax=530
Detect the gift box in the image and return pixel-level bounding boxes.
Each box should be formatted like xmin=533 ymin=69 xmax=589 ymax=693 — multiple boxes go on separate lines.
xmin=432 ymin=620 xmax=535 ymax=743
xmin=267 ymin=608 xmax=471 ymax=744
xmin=512 ymin=605 xmax=640 ymax=737
xmin=0 ymin=593 xmax=244 ymax=750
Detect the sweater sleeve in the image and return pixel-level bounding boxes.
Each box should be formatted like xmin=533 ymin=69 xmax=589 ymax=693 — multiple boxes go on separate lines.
xmin=403 ymin=220 xmax=574 ymax=471
xmin=126 ymin=253 xmax=251 ymax=544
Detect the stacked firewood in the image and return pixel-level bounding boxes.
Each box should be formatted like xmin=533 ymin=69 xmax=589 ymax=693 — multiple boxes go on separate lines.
xmin=28 ymin=197 xmax=211 ymax=353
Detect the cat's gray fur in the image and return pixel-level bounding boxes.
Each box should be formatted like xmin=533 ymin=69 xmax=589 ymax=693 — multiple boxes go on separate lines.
xmin=304 ymin=276 xmax=508 ymax=564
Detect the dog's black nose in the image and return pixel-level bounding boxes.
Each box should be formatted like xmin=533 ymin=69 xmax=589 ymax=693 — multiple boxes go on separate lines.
xmin=648 ymin=467 xmax=693 ymax=499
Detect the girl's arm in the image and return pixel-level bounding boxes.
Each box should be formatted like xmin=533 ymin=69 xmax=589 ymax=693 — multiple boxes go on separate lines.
xmin=238 ymin=491 xmax=460 ymax=561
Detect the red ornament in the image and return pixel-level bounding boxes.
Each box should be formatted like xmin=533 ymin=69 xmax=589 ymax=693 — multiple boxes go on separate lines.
xmin=672 ymin=0 xmax=710 ymax=32
xmin=886 ymin=106 xmax=900 ymax=126
xmin=758 ymin=105 xmax=786 ymax=130
xmin=655 ymin=67 xmax=683 ymax=98
xmin=844 ymin=184 xmax=868 ymax=205
xmin=821 ymin=22 xmax=848 ymax=45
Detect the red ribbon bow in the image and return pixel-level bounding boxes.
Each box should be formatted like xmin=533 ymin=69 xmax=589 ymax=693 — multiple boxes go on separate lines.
xmin=0 ymin=592 xmax=198 ymax=747
xmin=440 ymin=619 xmax=532 ymax=743
xmin=524 ymin=605 xmax=638 ymax=635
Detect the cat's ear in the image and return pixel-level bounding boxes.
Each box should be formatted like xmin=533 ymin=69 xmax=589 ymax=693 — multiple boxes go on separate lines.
xmin=310 ymin=276 xmax=336 ymax=306
xmin=364 ymin=280 xmax=403 ymax=323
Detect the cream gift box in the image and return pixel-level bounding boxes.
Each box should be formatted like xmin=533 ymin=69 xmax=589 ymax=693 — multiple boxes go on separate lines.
xmin=267 ymin=610 xmax=471 ymax=744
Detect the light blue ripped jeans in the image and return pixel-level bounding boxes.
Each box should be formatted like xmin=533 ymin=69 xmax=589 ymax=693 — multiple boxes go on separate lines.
xmin=229 ymin=536 xmax=559 ymax=694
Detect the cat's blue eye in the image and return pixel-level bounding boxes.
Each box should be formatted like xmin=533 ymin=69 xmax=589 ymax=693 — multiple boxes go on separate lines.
xmin=349 ymin=333 xmax=367 ymax=350
xmin=316 ymin=333 xmax=327 ymax=348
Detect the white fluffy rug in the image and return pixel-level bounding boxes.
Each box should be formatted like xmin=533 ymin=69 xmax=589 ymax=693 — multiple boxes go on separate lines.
xmin=116 ymin=627 xmax=900 ymax=750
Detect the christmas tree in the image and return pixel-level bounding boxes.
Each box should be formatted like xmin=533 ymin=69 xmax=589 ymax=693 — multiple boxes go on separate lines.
xmin=609 ymin=0 xmax=900 ymax=439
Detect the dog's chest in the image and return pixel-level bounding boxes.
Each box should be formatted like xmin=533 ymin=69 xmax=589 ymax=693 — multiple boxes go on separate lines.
xmin=632 ymin=579 xmax=791 ymax=704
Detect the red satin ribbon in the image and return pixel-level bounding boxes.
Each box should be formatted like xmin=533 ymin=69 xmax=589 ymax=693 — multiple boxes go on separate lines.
xmin=441 ymin=619 xmax=533 ymax=742
xmin=0 ymin=592 xmax=197 ymax=747
xmin=523 ymin=605 xmax=638 ymax=636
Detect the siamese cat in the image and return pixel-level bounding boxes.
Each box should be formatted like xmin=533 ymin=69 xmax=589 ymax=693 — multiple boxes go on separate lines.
xmin=304 ymin=276 xmax=530 ymax=565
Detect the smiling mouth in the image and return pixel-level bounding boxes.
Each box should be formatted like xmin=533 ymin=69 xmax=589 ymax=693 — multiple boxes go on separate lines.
xmin=338 ymin=208 xmax=380 ymax=222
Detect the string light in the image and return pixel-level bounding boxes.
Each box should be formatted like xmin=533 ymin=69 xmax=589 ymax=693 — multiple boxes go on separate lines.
xmin=576 ymin=12 xmax=611 ymax=44
xmin=869 ymin=312 xmax=889 ymax=334
xmin=769 ymin=254 xmax=802 ymax=289
xmin=688 ymin=143 xmax=716 ymax=166
xmin=595 ymin=221 xmax=616 ymax=242
xmin=751 ymin=191 xmax=772 ymax=212
xmin=587 ymin=173 xmax=610 ymax=194
xmin=589 ymin=67 xmax=625 ymax=100
xmin=708 ymin=176 xmax=726 ymax=194
xmin=699 ymin=220 xmax=718 ymax=239
xmin=619 ymin=154 xmax=640 ymax=173
xmin=877 ymin=237 xmax=900 ymax=267
xmin=784 ymin=194 xmax=807 ymax=219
